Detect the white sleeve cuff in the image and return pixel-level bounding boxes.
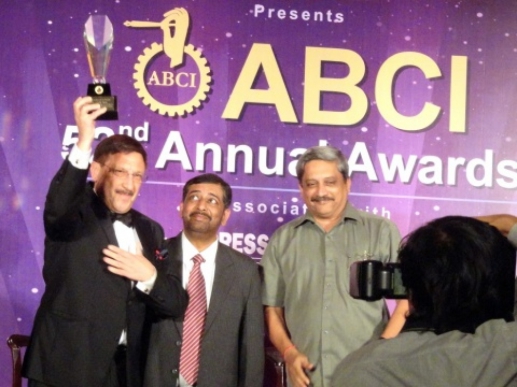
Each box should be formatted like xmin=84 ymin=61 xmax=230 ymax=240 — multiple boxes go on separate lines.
xmin=68 ymin=144 xmax=92 ymax=170
xmin=136 ymin=270 xmax=158 ymax=294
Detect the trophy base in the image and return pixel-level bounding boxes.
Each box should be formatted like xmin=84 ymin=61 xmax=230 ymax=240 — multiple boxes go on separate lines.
xmin=87 ymin=83 xmax=118 ymax=120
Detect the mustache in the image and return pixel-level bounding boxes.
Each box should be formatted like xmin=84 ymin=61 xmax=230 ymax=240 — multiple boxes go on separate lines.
xmin=311 ymin=196 xmax=334 ymax=203
xmin=115 ymin=188 xmax=134 ymax=196
xmin=189 ymin=211 xmax=212 ymax=221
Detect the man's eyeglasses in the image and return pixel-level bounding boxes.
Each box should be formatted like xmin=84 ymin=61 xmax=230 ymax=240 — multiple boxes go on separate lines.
xmin=104 ymin=166 xmax=147 ymax=183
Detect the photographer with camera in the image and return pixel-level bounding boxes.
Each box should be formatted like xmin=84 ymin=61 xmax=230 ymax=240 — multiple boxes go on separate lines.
xmin=332 ymin=216 xmax=517 ymax=386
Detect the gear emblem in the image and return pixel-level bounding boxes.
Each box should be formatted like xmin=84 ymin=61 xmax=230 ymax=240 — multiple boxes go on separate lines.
xmin=125 ymin=8 xmax=212 ymax=117
xmin=132 ymin=42 xmax=212 ymax=117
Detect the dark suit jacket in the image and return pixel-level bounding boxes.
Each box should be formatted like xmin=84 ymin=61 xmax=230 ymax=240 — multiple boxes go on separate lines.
xmin=22 ymin=160 xmax=188 ymax=387
xmin=144 ymin=233 xmax=265 ymax=387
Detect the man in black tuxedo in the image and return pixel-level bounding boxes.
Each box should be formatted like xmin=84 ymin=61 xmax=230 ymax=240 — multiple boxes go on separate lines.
xmin=144 ymin=173 xmax=264 ymax=387
xmin=22 ymin=97 xmax=188 ymax=387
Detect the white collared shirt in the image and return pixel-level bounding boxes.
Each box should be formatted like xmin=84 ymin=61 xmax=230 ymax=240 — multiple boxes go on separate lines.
xmin=181 ymin=232 xmax=217 ymax=308
xmin=179 ymin=233 xmax=218 ymax=387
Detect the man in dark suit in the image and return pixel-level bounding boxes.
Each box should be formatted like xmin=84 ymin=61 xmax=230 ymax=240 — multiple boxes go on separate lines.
xmin=144 ymin=173 xmax=264 ymax=387
xmin=22 ymin=97 xmax=188 ymax=387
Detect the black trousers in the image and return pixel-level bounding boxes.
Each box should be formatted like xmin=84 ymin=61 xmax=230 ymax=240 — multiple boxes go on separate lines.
xmin=28 ymin=380 xmax=53 ymax=387
xmin=28 ymin=345 xmax=128 ymax=387
xmin=105 ymin=345 xmax=128 ymax=387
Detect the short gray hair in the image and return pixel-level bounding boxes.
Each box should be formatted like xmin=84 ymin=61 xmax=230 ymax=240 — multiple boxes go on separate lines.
xmin=296 ymin=146 xmax=349 ymax=183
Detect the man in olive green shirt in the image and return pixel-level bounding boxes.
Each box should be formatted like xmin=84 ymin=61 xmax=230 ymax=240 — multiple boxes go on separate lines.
xmin=261 ymin=145 xmax=408 ymax=387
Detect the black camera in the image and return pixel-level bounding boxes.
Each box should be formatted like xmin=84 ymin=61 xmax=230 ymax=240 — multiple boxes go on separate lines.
xmin=349 ymin=260 xmax=407 ymax=301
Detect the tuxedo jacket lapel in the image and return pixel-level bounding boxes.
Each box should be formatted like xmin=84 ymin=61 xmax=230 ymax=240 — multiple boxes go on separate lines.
xmin=90 ymin=191 xmax=130 ymax=292
xmin=90 ymin=190 xmax=119 ymax=247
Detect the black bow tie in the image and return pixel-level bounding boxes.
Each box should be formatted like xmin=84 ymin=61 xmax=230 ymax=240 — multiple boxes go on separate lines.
xmin=110 ymin=211 xmax=133 ymax=227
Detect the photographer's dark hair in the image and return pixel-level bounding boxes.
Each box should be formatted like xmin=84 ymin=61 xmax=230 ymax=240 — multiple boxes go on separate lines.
xmin=399 ymin=216 xmax=515 ymax=334
xmin=182 ymin=173 xmax=232 ymax=209
xmin=93 ymin=134 xmax=147 ymax=166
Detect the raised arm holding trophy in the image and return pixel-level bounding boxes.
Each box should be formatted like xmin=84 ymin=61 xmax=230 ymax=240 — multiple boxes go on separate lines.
xmin=21 ymin=14 xmax=189 ymax=387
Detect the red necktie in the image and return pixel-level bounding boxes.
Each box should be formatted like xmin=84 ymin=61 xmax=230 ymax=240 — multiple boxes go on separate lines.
xmin=179 ymin=254 xmax=207 ymax=385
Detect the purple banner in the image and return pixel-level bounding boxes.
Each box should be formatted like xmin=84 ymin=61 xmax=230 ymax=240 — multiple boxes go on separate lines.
xmin=2 ymin=1 xmax=517 ymax=383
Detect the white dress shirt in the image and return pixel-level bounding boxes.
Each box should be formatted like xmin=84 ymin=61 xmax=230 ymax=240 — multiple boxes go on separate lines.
xmin=179 ymin=232 xmax=218 ymax=387
xmin=181 ymin=232 xmax=218 ymax=307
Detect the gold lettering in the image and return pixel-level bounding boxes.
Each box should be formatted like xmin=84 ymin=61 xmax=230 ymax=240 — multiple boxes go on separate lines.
xmin=222 ymin=43 xmax=297 ymax=122
xmin=376 ymin=52 xmax=441 ymax=131
xmin=304 ymin=47 xmax=367 ymax=126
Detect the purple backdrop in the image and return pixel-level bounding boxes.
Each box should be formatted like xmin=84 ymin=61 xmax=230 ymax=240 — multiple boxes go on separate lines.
xmin=3 ymin=0 xmax=517 ymax=384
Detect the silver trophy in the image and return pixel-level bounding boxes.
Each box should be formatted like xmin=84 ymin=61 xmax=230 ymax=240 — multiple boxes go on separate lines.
xmin=84 ymin=15 xmax=118 ymax=120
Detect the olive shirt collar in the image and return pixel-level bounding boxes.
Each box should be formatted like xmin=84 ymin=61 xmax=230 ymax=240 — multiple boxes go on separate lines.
xmin=291 ymin=202 xmax=360 ymax=229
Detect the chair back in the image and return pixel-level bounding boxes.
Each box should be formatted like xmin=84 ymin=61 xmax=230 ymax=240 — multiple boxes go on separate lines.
xmin=7 ymin=334 xmax=30 ymax=387
xmin=264 ymin=346 xmax=287 ymax=387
